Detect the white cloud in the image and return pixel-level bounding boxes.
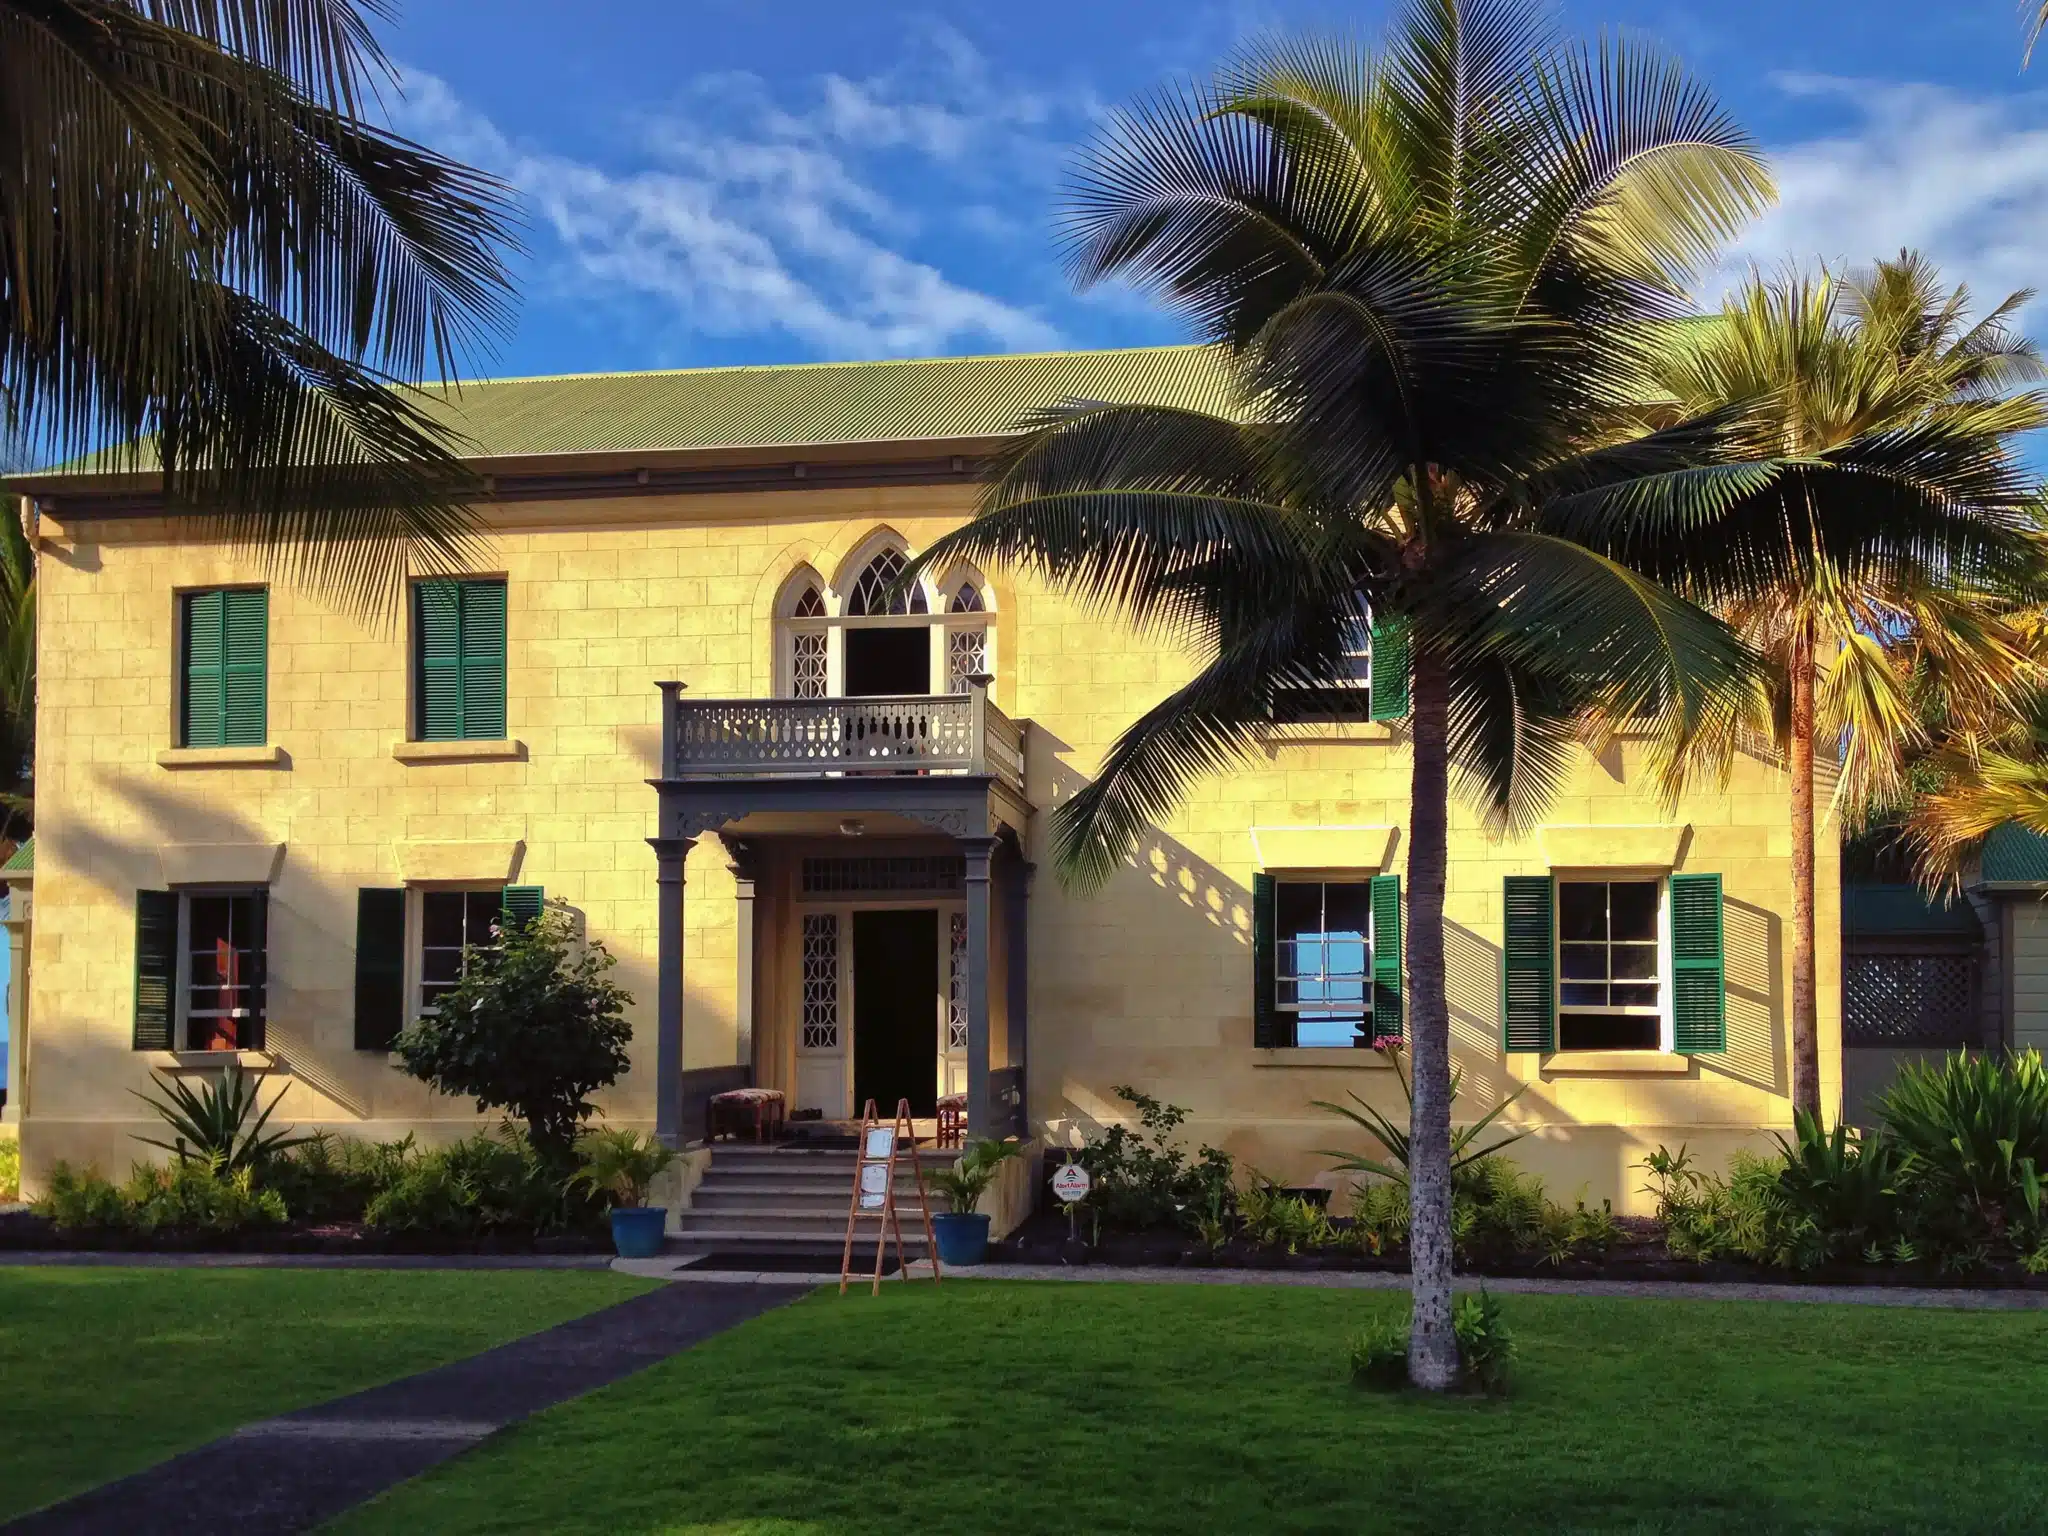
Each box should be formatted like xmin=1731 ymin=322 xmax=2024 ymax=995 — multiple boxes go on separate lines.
xmin=1712 ymin=76 xmax=2048 ymax=327
xmin=388 ymin=33 xmax=1071 ymax=361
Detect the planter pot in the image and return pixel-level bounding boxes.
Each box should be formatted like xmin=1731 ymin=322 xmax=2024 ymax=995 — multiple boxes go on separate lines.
xmin=932 ymin=1211 xmax=992 ymax=1267
xmin=609 ymin=1206 xmax=668 ymax=1259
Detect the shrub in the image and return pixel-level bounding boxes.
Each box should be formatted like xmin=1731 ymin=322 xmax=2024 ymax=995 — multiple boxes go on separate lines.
xmin=1351 ymin=1157 xmax=1615 ymax=1268
xmin=364 ymin=1157 xmax=477 ymax=1236
xmin=1453 ymin=1289 xmax=1516 ymax=1395
xmin=1879 ymin=1049 xmax=2048 ymax=1242
xmin=33 ymin=1162 xmax=128 ymax=1231
xmin=1350 ymin=1179 xmax=1410 ymax=1256
xmin=571 ymin=1127 xmax=680 ymax=1210
xmin=264 ymin=1132 xmax=420 ymax=1223
xmin=1347 ymin=1313 xmax=1410 ymax=1391
xmin=365 ymin=1125 xmax=601 ymax=1238
xmin=130 ymin=1064 xmax=310 ymax=1175
xmin=31 ymin=1159 xmax=284 ymax=1236
xmin=1315 ymin=1038 xmax=1528 ymax=1186
xmin=1238 ymin=1175 xmax=1335 ymax=1252
xmin=1073 ymin=1086 xmax=1235 ymax=1233
xmin=0 ymin=1136 xmax=18 ymax=1201
xmin=392 ymin=909 xmax=633 ymax=1158
xmin=1771 ymin=1111 xmax=1912 ymax=1261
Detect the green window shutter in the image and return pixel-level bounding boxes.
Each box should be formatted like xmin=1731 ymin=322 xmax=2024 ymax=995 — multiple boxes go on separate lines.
xmin=1252 ymin=873 xmax=1279 ymax=1048
xmin=415 ymin=581 xmax=463 ymax=740
xmin=221 ymin=589 xmax=268 ymax=746
xmin=1368 ymin=618 xmax=1409 ymax=721
xmin=459 ymin=580 xmax=508 ymax=740
xmin=1502 ymin=875 xmax=1555 ymax=1052
xmin=502 ymin=884 xmax=544 ymax=931
xmin=181 ymin=590 xmax=226 ymax=747
xmin=1370 ymin=872 xmax=1402 ymax=1040
xmin=1671 ymin=873 xmax=1727 ymax=1053
xmin=353 ymin=888 xmax=407 ymax=1051
xmin=133 ymin=889 xmax=178 ymax=1050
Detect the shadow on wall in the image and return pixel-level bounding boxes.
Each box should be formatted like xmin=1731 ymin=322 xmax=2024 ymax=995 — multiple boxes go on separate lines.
xmin=1720 ymin=896 xmax=1784 ymax=1097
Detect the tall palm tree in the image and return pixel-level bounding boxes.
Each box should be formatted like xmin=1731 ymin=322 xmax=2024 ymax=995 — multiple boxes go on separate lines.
xmin=912 ymin=0 xmax=1771 ymax=1389
xmin=1639 ymin=255 xmax=2047 ymax=1119
xmin=1 ymin=0 xmax=517 ymax=605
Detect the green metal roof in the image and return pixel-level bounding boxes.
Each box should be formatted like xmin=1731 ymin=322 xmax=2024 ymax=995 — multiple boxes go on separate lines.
xmin=1 ymin=835 xmax=30 ymax=875
xmin=1982 ymin=823 xmax=2048 ymax=885
xmin=55 ymin=344 xmax=1239 ymax=472
xmin=1842 ymin=882 xmax=1981 ymax=938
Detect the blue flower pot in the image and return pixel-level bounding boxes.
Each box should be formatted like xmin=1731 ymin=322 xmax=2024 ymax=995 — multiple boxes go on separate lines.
xmin=610 ymin=1206 xmax=668 ymax=1259
xmin=932 ymin=1211 xmax=991 ymax=1267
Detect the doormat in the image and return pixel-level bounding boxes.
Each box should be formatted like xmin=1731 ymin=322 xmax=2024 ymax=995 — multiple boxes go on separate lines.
xmin=681 ymin=1250 xmax=901 ymax=1275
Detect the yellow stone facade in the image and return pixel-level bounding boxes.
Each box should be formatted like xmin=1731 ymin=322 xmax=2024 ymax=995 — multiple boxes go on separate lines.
xmin=17 ymin=476 xmax=1840 ymax=1215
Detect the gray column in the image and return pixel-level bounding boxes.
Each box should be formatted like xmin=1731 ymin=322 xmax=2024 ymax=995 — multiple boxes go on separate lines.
xmin=726 ymin=839 xmax=758 ymax=1081
xmin=1003 ymin=848 xmax=1030 ymax=1125
xmin=649 ymin=835 xmax=696 ymax=1145
xmin=962 ymin=835 xmax=997 ymax=1139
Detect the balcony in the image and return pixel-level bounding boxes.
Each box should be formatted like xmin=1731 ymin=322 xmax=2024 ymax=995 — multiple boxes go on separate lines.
xmin=659 ymin=682 xmax=1025 ymax=794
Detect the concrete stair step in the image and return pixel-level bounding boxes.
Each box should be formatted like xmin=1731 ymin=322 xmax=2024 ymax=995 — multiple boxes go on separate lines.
xmin=667 ymin=1226 xmax=930 ymax=1249
xmin=693 ymin=1189 xmax=898 ymax=1212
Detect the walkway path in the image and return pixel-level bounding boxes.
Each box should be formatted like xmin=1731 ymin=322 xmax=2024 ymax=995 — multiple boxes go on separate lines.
xmin=618 ymin=1255 xmax=2048 ymax=1311
xmin=7 ymin=1280 xmax=789 ymax=1535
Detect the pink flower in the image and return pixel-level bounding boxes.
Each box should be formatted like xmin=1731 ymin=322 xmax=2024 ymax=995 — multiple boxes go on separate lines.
xmin=1370 ymin=1034 xmax=1404 ymax=1054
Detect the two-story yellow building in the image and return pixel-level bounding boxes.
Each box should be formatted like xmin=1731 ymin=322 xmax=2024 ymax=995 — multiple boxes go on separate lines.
xmin=6 ymin=345 xmax=1840 ymax=1216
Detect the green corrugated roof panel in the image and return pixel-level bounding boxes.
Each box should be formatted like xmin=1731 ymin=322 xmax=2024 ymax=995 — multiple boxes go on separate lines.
xmin=1982 ymin=823 xmax=2048 ymax=884
xmin=57 ymin=344 xmax=1241 ymax=471
xmin=1842 ymin=882 xmax=1981 ymax=938
xmin=2 ymin=835 xmax=31 ymax=874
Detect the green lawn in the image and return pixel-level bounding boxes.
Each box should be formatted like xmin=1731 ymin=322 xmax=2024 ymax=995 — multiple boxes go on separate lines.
xmin=336 ymin=1281 xmax=2048 ymax=1536
xmin=0 ymin=1265 xmax=653 ymax=1522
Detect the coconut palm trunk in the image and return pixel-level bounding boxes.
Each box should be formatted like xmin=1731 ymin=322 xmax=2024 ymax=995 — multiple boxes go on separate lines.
xmin=1788 ymin=616 xmax=1822 ymax=1119
xmin=1404 ymin=640 xmax=1458 ymax=1388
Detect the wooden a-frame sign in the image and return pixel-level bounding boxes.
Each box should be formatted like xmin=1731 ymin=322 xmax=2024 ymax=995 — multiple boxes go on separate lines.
xmin=840 ymin=1097 xmax=942 ymax=1295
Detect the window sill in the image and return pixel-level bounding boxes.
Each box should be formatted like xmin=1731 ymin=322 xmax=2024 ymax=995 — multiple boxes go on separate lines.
xmin=392 ymin=738 xmax=526 ymax=764
xmin=1252 ymin=1048 xmax=1396 ymax=1069
xmin=1256 ymin=722 xmax=1396 ymax=748
xmin=156 ymin=745 xmax=288 ymax=770
xmin=144 ymin=1050 xmax=283 ymax=1073
xmin=1539 ymin=1051 xmax=1691 ymax=1076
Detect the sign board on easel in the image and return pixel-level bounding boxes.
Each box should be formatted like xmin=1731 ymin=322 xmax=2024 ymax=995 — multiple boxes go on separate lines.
xmin=840 ymin=1097 xmax=942 ymax=1295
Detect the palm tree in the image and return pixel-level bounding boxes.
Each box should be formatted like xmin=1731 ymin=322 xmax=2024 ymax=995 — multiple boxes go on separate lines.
xmin=1639 ymin=255 xmax=2047 ymax=1119
xmin=912 ymin=0 xmax=1771 ymax=1389
xmin=1 ymin=0 xmax=516 ymax=605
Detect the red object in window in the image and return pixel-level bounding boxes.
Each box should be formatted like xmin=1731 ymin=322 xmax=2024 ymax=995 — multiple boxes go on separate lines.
xmin=204 ymin=937 xmax=240 ymax=1050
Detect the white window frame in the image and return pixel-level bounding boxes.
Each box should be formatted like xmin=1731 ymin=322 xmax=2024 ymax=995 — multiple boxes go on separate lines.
xmin=1270 ymin=607 xmax=1371 ymax=717
xmin=408 ymin=884 xmax=507 ymax=1020
xmin=172 ymin=886 xmax=266 ymax=1052
xmin=1273 ymin=876 xmax=1374 ymax=1047
xmin=1553 ymin=874 xmax=1673 ymax=1052
xmin=777 ymin=551 xmax=997 ymax=699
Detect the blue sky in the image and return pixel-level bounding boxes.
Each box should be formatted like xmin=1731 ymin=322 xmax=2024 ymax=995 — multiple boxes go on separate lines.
xmin=376 ymin=1 xmax=2048 ymax=380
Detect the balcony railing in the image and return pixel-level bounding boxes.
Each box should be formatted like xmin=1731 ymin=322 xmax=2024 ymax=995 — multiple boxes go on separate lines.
xmin=659 ymin=682 xmax=1025 ymax=792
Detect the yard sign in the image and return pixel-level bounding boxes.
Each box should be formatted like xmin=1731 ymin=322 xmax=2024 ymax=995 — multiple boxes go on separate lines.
xmin=839 ymin=1098 xmax=942 ymax=1295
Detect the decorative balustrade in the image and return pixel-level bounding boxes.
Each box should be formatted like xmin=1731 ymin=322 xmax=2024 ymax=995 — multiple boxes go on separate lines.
xmin=660 ymin=686 xmax=1025 ymax=791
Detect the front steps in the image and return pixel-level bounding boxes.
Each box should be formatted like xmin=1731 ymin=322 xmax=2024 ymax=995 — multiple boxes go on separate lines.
xmin=668 ymin=1142 xmax=943 ymax=1256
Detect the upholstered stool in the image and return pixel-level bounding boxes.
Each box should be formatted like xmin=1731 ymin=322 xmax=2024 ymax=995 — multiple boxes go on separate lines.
xmin=935 ymin=1093 xmax=968 ymax=1149
xmin=707 ymin=1087 xmax=787 ymax=1144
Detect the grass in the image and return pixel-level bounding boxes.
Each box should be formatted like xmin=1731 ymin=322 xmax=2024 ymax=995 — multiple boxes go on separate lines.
xmin=0 ymin=1265 xmax=654 ymax=1522
xmin=336 ymin=1281 xmax=2048 ymax=1536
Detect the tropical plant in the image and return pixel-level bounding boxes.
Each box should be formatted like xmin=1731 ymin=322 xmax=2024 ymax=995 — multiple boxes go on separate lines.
xmin=907 ymin=0 xmax=1772 ymax=1389
xmin=1878 ymin=1049 xmax=2048 ymax=1239
xmin=262 ymin=1131 xmax=419 ymax=1222
xmin=1769 ymin=1110 xmax=1911 ymax=1261
xmin=1237 ymin=1175 xmax=1335 ymax=1252
xmin=1452 ymin=1288 xmax=1516 ymax=1394
xmin=0 ymin=0 xmax=516 ymax=605
xmin=131 ymin=1063 xmax=311 ymax=1175
xmin=571 ymin=1127 xmax=679 ymax=1209
xmin=922 ymin=1137 xmax=1021 ymax=1216
xmin=32 ymin=1157 xmax=285 ymax=1235
xmin=364 ymin=1124 xmax=598 ymax=1237
xmin=1072 ymin=1086 xmax=1235 ymax=1232
xmin=0 ymin=1135 xmax=18 ymax=1201
xmin=392 ymin=909 xmax=633 ymax=1159
xmin=1348 ymin=1312 xmax=1411 ymax=1391
xmin=1638 ymin=255 xmax=2048 ymax=1118
xmin=1315 ymin=1039 xmax=1528 ymax=1185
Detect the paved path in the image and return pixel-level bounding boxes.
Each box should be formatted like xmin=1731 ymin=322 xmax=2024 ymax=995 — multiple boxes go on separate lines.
xmin=620 ymin=1255 xmax=2048 ymax=1310
xmin=7 ymin=1281 xmax=789 ymax=1535
xmin=0 ymin=1249 xmax=610 ymax=1269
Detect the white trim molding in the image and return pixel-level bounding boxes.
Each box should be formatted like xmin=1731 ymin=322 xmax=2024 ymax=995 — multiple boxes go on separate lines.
xmin=1540 ymin=823 xmax=1690 ymax=869
xmin=1251 ymin=825 xmax=1398 ymax=873
xmin=158 ymin=842 xmax=286 ymax=887
xmin=394 ymin=839 xmax=526 ymax=884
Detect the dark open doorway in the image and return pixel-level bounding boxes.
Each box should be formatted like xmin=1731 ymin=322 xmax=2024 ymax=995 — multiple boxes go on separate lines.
xmin=853 ymin=908 xmax=939 ymax=1117
xmin=844 ymin=627 xmax=929 ymax=696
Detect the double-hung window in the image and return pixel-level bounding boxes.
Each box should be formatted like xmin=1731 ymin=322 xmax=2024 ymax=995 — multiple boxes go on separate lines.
xmin=1253 ymin=873 xmax=1402 ymax=1047
xmin=132 ymin=888 xmax=267 ymax=1051
xmin=1502 ymin=872 xmax=1726 ymax=1054
xmin=413 ymin=578 xmax=508 ymax=741
xmin=178 ymin=588 xmax=268 ymax=747
xmin=1264 ymin=607 xmax=1409 ymax=724
xmin=349 ymin=884 xmax=543 ymax=1049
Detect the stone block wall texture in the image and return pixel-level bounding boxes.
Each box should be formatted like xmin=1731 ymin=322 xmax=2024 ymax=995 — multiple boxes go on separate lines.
xmin=22 ymin=485 xmax=1841 ymax=1212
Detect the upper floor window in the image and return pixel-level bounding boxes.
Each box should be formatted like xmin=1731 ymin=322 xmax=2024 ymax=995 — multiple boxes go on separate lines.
xmin=413 ymin=578 xmax=507 ymax=741
xmin=775 ymin=542 xmax=994 ymax=699
xmin=179 ymin=588 xmax=268 ymax=747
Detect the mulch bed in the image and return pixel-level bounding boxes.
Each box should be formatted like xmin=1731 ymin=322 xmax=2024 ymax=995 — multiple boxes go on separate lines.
xmin=991 ymin=1208 xmax=2048 ymax=1291
xmin=0 ymin=1209 xmax=610 ymax=1256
